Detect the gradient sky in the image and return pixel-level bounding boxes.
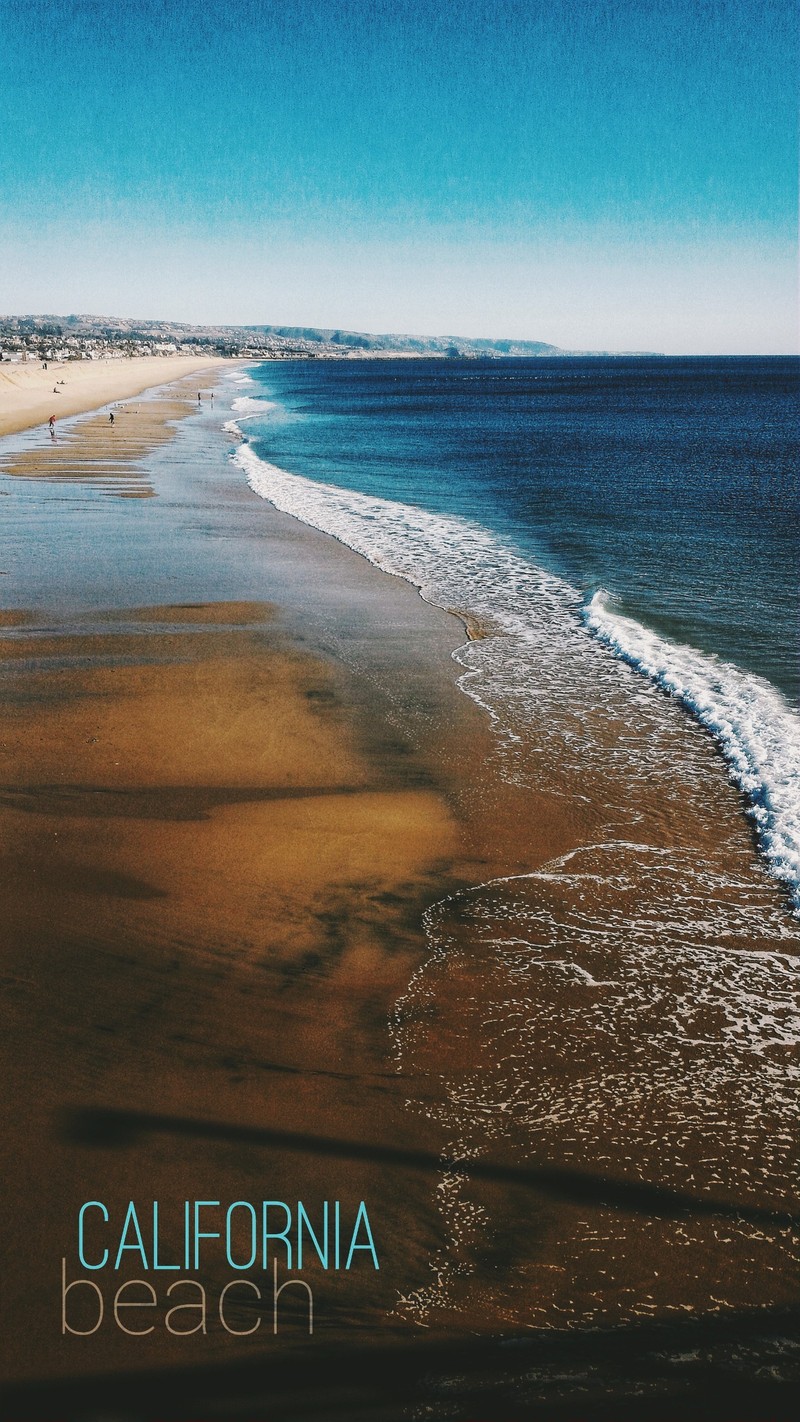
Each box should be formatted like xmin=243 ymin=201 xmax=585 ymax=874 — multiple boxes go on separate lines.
xmin=0 ymin=0 xmax=797 ymax=351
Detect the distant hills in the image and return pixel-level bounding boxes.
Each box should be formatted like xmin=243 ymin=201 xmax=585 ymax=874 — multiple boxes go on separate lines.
xmin=0 ymin=314 xmax=564 ymax=361
xmin=0 ymin=313 xmax=659 ymax=361
xmin=235 ymin=324 xmax=564 ymax=358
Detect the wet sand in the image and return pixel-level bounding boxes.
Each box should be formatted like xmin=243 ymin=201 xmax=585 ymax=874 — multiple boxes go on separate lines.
xmin=0 ymin=372 xmax=227 ymax=497
xmin=0 ymin=605 xmax=472 ymax=1370
xmin=0 ymin=372 xmax=505 ymax=1383
xmin=0 ymin=372 xmax=797 ymax=1416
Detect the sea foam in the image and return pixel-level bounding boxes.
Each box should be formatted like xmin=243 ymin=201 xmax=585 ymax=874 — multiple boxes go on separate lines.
xmin=231 ymin=396 xmax=277 ymax=416
xmin=232 ymin=418 xmax=800 ymax=1335
xmin=234 ymin=440 xmax=800 ymax=915
xmin=584 ymin=590 xmax=800 ymax=910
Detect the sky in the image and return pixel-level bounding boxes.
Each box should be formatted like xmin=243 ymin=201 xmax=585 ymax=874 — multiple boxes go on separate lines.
xmin=0 ymin=0 xmax=797 ymax=352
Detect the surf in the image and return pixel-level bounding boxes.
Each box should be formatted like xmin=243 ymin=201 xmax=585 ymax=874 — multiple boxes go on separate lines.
xmin=233 ymin=436 xmax=800 ymax=917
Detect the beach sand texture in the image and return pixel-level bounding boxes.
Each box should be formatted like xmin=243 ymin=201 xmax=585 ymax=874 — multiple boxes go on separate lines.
xmin=0 ymin=354 xmax=229 ymax=439
xmin=0 ymin=370 xmax=797 ymax=1411
xmin=0 ymin=374 xmax=495 ymax=1379
xmin=0 ymin=375 xmax=221 ymax=498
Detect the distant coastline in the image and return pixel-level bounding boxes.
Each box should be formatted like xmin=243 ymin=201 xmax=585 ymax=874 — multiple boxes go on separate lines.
xmin=0 ymin=313 xmax=662 ymax=363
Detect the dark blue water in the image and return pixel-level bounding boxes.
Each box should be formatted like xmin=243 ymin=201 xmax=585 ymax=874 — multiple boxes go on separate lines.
xmin=239 ymin=357 xmax=799 ymax=704
xmin=227 ymin=357 xmax=800 ymax=1342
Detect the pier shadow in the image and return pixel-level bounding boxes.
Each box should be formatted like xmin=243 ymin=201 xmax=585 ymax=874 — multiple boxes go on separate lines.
xmin=62 ymin=1106 xmax=800 ymax=1229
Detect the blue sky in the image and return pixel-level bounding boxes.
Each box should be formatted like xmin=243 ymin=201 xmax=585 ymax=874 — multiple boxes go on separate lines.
xmin=0 ymin=0 xmax=796 ymax=351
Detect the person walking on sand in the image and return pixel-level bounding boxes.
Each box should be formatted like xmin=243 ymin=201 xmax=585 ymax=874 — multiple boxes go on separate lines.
xmin=48 ymin=415 xmax=56 ymax=436
xmin=109 ymin=411 xmax=114 ymax=425
xmin=197 ymin=392 xmax=202 ymax=404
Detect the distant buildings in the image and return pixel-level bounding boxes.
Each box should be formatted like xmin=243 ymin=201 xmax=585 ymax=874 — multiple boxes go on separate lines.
xmin=0 ymin=314 xmax=564 ymax=363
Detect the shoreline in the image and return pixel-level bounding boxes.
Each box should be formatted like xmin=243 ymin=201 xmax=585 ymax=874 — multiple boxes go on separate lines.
xmin=1 ymin=366 xmax=798 ymax=1405
xmin=0 ymin=353 xmax=237 ymax=439
xmin=228 ymin=372 xmax=800 ymax=1333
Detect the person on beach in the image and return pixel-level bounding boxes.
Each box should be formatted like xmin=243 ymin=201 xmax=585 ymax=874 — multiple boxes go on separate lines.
xmin=109 ymin=412 xmax=114 ymax=425
xmin=48 ymin=415 xmax=55 ymax=436
xmin=197 ymin=392 xmax=202 ymax=404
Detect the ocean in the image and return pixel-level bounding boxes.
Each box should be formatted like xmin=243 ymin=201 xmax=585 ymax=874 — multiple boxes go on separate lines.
xmin=228 ymin=359 xmax=798 ymax=692
xmin=0 ymin=356 xmax=798 ymax=1392
xmin=229 ymin=356 xmax=799 ymax=910
xmin=228 ymin=355 xmax=800 ymax=1334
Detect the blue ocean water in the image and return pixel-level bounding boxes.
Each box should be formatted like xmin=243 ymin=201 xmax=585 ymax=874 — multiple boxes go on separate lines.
xmin=227 ymin=356 xmax=800 ymax=910
xmin=235 ymin=357 xmax=798 ymax=702
xmin=225 ymin=357 xmax=800 ymax=1337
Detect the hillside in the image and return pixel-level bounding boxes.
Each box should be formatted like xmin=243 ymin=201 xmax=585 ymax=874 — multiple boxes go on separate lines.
xmin=0 ymin=314 xmax=563 ymax=361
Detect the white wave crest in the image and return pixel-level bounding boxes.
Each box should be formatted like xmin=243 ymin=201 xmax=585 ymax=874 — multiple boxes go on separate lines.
xmin=235 ymin=442 xmax=800 ymax=915
xmin=584 ymin=591 xmax=800 ymax=911
xmin=231 ymin=396 xmax=277 ymax=416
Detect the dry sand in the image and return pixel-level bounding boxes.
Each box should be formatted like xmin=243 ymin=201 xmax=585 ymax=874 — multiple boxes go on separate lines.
xmin=0 ymin=354 xmax=233 ymax=439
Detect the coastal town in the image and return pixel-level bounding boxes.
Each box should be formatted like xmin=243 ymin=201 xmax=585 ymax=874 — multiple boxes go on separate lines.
xmin=0 ymin=313 xmax=562 ymax=363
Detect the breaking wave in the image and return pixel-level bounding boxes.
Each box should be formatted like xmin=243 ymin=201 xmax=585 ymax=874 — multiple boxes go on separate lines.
xmin=233 ymin=441 xmax=800 ymax=915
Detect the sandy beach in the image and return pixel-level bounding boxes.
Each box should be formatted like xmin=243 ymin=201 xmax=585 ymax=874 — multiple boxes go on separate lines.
xmin=0 ymin=354 xmax=232 ymax=439
xmin=1 ymin=368 xmax=797 ymax=1419
xmin=0 ymin=369 xmax=504 ymax=1388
